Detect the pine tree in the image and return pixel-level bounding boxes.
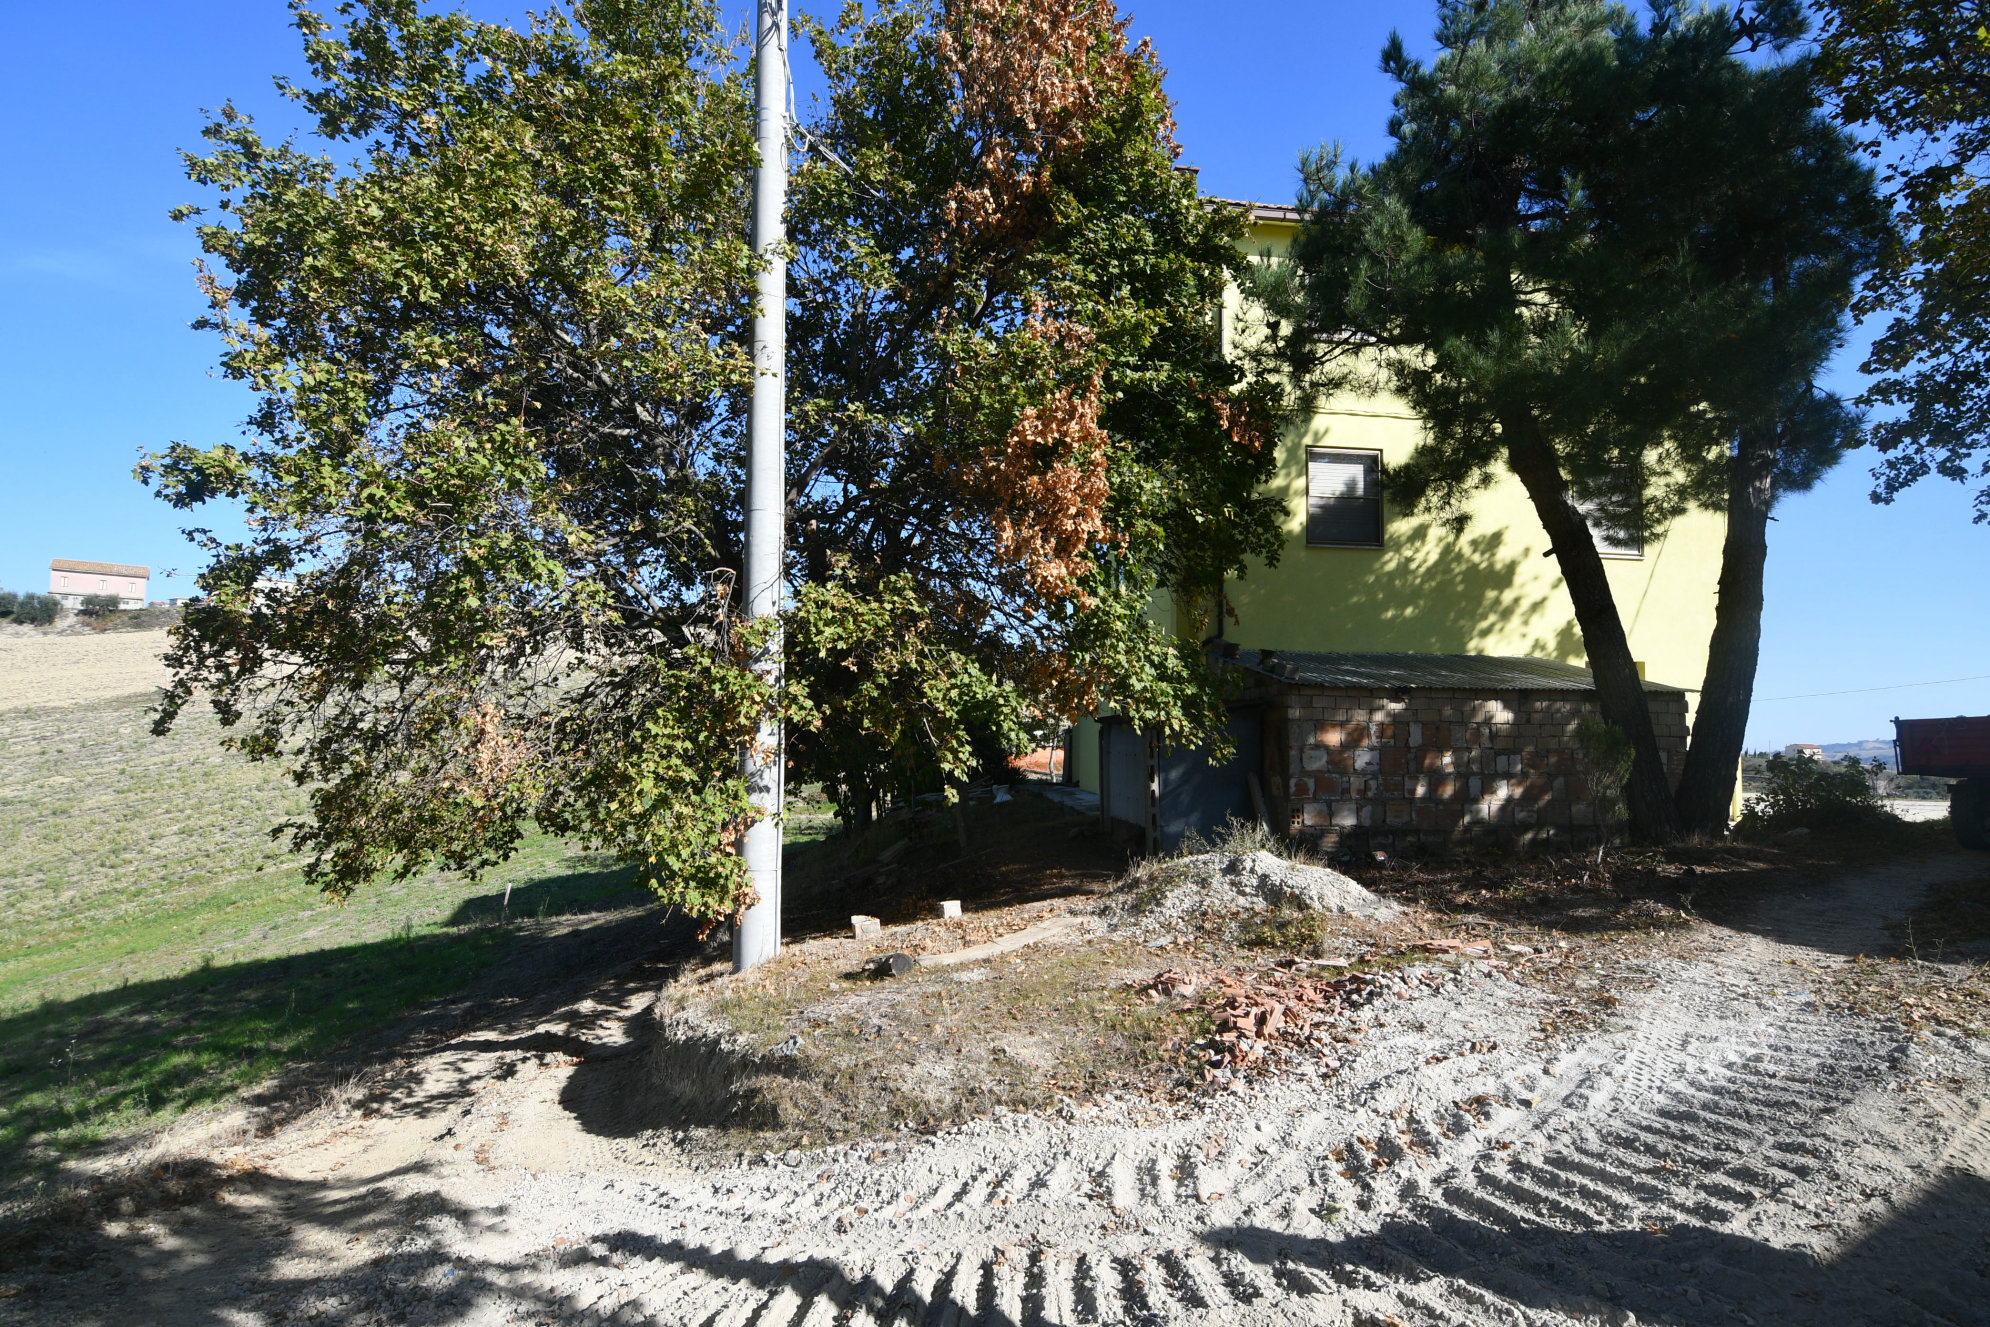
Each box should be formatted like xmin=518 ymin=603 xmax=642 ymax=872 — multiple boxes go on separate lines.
xmin=1257 ymin=0 xmax=1883 ymax=842
xmin=1817 ymin=0 xmax=1990 ymax=521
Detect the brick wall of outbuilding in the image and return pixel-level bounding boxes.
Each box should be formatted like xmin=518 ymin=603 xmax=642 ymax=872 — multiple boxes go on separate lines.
xmin=1230 ymin=676 xmax=1689 ymax=853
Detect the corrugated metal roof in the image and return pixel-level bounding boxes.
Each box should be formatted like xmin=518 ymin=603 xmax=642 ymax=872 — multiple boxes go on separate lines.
xmin=1208 ymin=197 xmax=1305 ymax=226
xmin=1224 ymin=649 xmax=1686 ymax=695
xmin=50 ymin=559 xmax=148 ymax=578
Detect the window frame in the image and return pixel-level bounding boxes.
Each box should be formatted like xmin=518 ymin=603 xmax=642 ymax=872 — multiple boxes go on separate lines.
xmin=1573 ymin=490 xmax=1645 ymax=560
xmin=1303 ymin=445 xmax=1387 ymax=549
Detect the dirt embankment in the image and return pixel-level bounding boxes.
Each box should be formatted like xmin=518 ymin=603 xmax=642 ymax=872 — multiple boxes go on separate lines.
xmin=0 ymin=629 xmax=171 ymax=712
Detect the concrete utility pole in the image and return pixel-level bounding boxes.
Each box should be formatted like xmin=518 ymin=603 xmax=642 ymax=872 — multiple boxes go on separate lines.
xmin=734 ymin=0 xmax=788 ymax=974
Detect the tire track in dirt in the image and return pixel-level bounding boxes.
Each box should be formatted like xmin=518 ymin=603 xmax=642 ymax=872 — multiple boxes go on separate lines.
xmin=20 ymin=858 xmax=1988 ymax=1326
xmin=459 ymin=858 xmax=1988 ymax=1327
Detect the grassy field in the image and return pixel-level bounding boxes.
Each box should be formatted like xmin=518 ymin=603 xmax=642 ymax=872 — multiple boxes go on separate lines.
xmin=0 ymin=692 xmax=656 ymax=1180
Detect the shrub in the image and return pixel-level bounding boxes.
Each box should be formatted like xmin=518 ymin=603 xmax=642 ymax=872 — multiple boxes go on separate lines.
xmin=12 ymin=594 xmax=59 ymax=627
xmin=0 ymin=590 xmax=17 ymax=619
xmin=1743 ymin=753 xmax=1897 ymax=832
xmin=78 ymin=593 xmax=122 ymax=618
xmin=1576 ymin=717 xmax=1634 ymax=842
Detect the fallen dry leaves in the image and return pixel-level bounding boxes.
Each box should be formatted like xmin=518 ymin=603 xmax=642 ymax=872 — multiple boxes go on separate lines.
xmin=1145 ymin=963 xmax=1398 ymax=1075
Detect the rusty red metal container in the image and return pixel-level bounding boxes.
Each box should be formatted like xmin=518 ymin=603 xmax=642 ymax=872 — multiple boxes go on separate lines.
xmin=1893 ymin=714 xmax=1990 ymax=779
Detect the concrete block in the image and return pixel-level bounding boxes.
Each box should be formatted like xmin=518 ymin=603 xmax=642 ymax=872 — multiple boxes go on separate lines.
xmin=938 ymin=900 xmax=962 ymax=919
xmin=852 ymin=915 xmax=883 ymax=940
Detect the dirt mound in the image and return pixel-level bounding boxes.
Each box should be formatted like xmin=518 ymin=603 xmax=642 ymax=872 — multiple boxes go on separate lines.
xmin=1109 ymin=849 xmax=1402 ymax=934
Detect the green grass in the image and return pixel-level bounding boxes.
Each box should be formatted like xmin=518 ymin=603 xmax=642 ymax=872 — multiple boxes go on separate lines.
xmin=0 ymin=694 xmax=650 ymax=1178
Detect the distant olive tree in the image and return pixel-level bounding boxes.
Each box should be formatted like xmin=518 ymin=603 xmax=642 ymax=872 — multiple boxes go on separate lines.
xmin=78 ymin=594 xmax=123 ymax=619
xmin=12 ymin=594 xmax=60 ymax=627
xmin=0 ymin=591 xmax=18 ymax=620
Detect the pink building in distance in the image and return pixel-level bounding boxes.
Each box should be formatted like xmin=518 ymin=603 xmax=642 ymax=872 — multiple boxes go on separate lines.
xmin=49 ymin=559 xmax=149 ymax=610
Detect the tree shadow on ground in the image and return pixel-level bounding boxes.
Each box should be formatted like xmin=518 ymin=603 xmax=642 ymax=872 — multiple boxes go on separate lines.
xmin=0 ymin=861 xmax=686 ymax=1191
xmin=1205 ymin=1166 xmax=1990 ymax=1326
xmin=0 ymin=1157 xmax=576 ymax=1327
xmin=441 ymin=864 xmax=651 ymax=928
xmin=778 ymin=784 xmax=1129 ymax=945
xmin=1681 ymin=828 xmax=1986 ymax=962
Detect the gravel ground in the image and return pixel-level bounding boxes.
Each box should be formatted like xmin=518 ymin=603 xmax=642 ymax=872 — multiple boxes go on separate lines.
xmin=9 ymin=852 xmax=1989 ymax=1326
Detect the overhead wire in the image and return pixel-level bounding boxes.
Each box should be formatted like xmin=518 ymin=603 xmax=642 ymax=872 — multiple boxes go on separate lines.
xmin=1755 ymin=673 xmax=1990 ymax=702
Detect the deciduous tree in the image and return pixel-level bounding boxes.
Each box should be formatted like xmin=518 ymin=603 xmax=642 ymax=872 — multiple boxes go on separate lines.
xmin=143 ymin=0 xmax=1281 ymax=917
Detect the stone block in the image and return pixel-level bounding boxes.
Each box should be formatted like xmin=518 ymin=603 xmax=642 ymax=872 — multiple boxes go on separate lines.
xmin=852 ymin=915 xmax=883 ymax=940
xmin=1351 ymin=748 xmax=1381 ymax=774
xmin=1290 ymin=777 xmax=1312 ymax=799
xmin=938 ymin=900 xmax=962 ymax=919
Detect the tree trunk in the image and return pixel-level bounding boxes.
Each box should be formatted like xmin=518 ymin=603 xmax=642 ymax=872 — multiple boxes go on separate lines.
xmin=1502 ymin=412 xmax=1682 ymax=843
xmin=1675 ymin=422 xmax=1776 ymax=834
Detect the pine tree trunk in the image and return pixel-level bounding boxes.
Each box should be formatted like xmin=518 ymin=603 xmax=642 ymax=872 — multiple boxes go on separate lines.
xmin=1502 ymin=412 xmax=1683 ymax=843
xmin=1675 ymin=422 xmax=1776 ymax=834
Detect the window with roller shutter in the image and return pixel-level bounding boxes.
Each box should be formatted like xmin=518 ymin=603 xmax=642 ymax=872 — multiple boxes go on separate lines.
xmin=1572 ymin=481 xmax=1644 ymax=559
xmin=1306 ymin=447 xmax=1384 ymax=547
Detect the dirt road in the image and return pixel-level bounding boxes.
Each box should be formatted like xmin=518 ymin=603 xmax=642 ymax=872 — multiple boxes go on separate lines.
xmin=11 ymin=856 xmax=1988 ymax=1326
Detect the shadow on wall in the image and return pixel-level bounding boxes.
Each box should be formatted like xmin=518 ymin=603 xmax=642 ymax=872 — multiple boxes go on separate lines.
xmin=1230 ymin=519 xmax=1585 ymax=662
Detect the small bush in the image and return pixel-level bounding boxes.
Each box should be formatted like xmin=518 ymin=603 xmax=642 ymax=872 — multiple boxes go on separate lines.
xmin=78 ymin=594 xmax=122 ymax=618
xmin=10 ymin=594 xmax=60 ymax=627
xmin=1575 ymin=717 xmax=1633 ymax=843
xmin=1743 ymin=753 xmax=1897 ymax=832
xmin=0 ymin=591 xmax=17 ymax=619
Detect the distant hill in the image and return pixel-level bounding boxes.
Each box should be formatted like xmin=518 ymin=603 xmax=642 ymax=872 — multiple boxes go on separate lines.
xmin=1819 ymin=738 xmax=1893 ymax=764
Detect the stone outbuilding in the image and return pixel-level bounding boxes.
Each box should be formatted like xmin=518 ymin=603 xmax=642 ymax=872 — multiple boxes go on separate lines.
xmin=1096 ymin=649 xmax=1689 ymax=855
xmin=1230 ymin=650 xmax=1688 ymax=852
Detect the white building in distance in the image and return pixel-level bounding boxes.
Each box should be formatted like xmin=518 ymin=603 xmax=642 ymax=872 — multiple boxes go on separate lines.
xmin=49 ymin=559 xmax=148 ymax=610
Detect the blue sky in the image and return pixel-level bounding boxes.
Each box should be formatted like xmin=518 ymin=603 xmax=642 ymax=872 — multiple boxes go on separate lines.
xmin=0 ymin=0 xmax=1983 ymax=750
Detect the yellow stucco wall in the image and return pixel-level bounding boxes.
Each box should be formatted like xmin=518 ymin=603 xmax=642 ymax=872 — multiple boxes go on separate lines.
xmin=1076 ymin=212 xmax=1729 ymax=797
xmin=1213 ymin=399 xmax=1726 ymax=703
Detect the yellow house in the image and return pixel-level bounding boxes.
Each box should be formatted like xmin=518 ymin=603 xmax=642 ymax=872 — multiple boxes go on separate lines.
xmin=1072 ymin=205 xmax=1725 ymax=852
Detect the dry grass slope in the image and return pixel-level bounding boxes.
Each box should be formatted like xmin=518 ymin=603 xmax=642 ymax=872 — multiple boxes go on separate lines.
xmin=0 ymin=648 xmax=655 ymax=1183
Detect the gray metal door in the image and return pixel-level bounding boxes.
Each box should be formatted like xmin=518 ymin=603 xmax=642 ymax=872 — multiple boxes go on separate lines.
xmin=1101 ymin=721 xmax=1149 ymax=834
xmin=1154 ymin=707 xmax=1262 ymax=852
